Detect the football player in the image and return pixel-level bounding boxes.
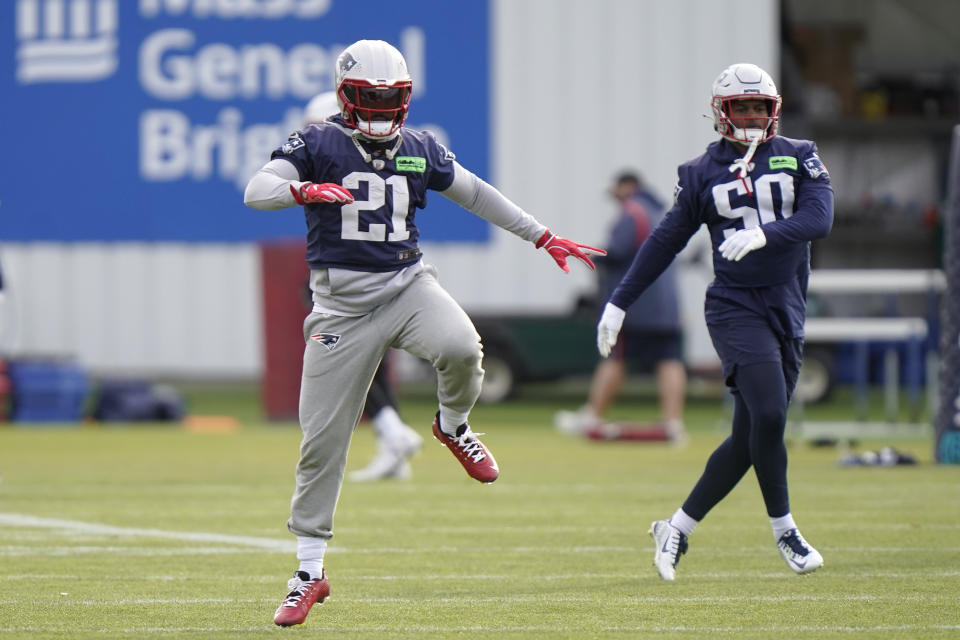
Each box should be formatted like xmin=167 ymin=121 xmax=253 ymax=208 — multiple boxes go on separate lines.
xmin=244 ymin=39 xmax=604 ymax=626
xmin=303 ymin=91 xmax=423 ymax=484
xmin=597 ymin=63 xmax=834 ymax=580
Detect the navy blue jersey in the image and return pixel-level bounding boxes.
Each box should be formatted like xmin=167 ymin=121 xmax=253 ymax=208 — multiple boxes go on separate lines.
xmin=610 ymin=136 xmax=833 ymax=336
xmin=271 ymin=117 xmax=457 ymax=272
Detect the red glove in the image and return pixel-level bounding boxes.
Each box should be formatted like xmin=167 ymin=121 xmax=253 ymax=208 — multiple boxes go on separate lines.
xmin=290 ymin=182 xmax=354 ymax=205
xmin=535 ymin=230 xmax=606 ymax=273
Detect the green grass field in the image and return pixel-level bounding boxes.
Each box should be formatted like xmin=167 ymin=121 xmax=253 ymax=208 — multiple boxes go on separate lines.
xmin=1 ymin=384 xmax=958 ymax=639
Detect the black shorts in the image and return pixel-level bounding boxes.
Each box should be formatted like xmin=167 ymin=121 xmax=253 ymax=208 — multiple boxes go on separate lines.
xmin=611 ymin=329 xmax=683 ymax=372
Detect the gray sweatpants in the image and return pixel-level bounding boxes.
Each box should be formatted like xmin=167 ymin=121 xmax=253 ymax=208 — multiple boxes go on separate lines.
xmin=287 ymin=266 xmax=483 ymax=539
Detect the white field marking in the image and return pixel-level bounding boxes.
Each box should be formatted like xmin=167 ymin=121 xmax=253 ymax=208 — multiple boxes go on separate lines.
xmin=4 ymin=482 xmax=672 ymax=496
xmin=765 ymin=546 xmax=960 ymax=553
xmin=2 ymin=513 xmax=957 ymax=560
xmin=0 ymin=513 xmax=296 ymax=553
xmin=0 ymin=484 xmax=278 ymax=496
xmin=0 ymin=546 xmax=278 ymax=557
xmin=2 ymin=624 xmax=959 ymax=635
xmin=328 ymin=568 xmax=960 ymax=581
xmin=345 ymin=521 xmax=960 ymax=535
xmin=817 ymin=522 xmax=960 ymax=531
xmin=690 ymin=569 xmax=960 ymax=579
xmin=227 ymin=568 xmax=960 ymax=583
xmin=0 ymin=575 xmax=81 ymax=580
xmin=4 ymin=541 xmax=959 ymax=561
xmin=0 ymin=574 xmax=188 ymax=583
xmin=0 ymin=598 xmax=265 ymax=606
xmin=296 ymin=594 xmax=954 ymax=605
xmin=0 ymin=593 xmax=952 ymax=608
xmin=0 ymin=543 xmax=636 ymax=558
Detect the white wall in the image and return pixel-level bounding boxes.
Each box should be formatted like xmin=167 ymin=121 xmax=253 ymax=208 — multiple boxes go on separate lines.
xmin=1 ymin=0 xmax=777 ymax=377
xmin=425 ymin=0 xmax=778 ymax=313
xmin=1 ymin=243 xmax=262 ymax=378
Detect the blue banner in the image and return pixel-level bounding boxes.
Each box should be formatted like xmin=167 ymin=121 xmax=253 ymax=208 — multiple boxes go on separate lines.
xmin=1 ymin=0 xmax=489 ymax=242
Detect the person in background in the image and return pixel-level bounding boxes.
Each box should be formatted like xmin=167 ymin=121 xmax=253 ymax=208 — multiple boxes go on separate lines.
xmin=304 ymin=91 xmax=422 ymax=482
xmin=245 ymin=39 xmax=603 ymax=626
xmin=555 ymin=171 xmax=687 ymax=443
xmin=597 ymin=63 xmax=833 ymax=581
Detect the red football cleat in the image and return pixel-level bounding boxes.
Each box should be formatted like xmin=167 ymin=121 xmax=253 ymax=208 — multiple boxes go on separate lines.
xmin=432 ymin=412 xmax=499 ymax=483
xmin=273 ymin=570 xmax=330 ymax=627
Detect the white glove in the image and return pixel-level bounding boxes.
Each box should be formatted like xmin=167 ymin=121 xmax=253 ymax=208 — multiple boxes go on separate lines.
xmin=597 ymin=303 xmax=626 ymax=357
xmin=719 ymin=227 xmax=766 ymax=261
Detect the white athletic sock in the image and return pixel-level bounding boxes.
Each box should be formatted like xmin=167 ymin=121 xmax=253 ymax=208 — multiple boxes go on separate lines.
xmin=438 ymin=406 xmax=469 ymax=437
xmin=770 ymin=513 xmax=797 ymax=541
xmin=372 ymin=406 xmax=407 ymax=442
xmin=669 ymin=508 xmax=698 ymax=537
xmin=297 ymin=559 xmax=323 ymax=579
xmin=296 ymin=536 xmax=327 ymax=579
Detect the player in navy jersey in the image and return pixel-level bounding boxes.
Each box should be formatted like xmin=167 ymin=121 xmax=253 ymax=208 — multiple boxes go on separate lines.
xmin=303 ymin=91 xmax=423 ymax=483
xmin=596 ymin=63 xmax=834 ymax=580
xmin=244 ymin=40 xmax=604 ymax=626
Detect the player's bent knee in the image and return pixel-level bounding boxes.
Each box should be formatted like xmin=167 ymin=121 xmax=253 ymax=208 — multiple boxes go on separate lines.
xmin=434 ymin=340 xmax=483 ymax=371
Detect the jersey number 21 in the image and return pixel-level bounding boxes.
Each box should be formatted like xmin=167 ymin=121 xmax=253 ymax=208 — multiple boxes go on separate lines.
xmin=340 ymin=172 xmax=411 ymax=242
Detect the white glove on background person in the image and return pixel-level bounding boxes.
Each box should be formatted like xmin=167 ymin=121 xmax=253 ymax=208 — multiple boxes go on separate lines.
xmin=719 ymin=227 xmax=766 ymax=261
xmin=597 ymin=303 xmax=626 ymax=357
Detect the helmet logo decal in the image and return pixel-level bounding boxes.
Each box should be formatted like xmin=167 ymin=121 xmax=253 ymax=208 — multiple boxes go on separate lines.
xmin=338 ymin=52 xmax=358 ymax=76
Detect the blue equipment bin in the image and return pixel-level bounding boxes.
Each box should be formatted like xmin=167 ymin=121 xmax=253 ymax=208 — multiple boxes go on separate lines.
xmin=8 ymin=358 xmax=90 ymax=423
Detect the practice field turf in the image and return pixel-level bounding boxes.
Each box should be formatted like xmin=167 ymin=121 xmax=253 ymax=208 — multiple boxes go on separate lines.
xmin=0 ymin=386 xmax=958 ymax=639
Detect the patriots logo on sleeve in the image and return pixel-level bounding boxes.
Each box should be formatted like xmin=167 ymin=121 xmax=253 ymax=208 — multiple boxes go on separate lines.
xmin=673 ymin=183 xmax=684 ymax=204
xmin=281 ymin=132 xmax=305 ymax=155
xmin=803 ymin=153 xmax=829 ymax=179
xmin=310 ymin=333 xmax=341 ymax=351
xmin=438 ymin=142 xmax=456 ymax=162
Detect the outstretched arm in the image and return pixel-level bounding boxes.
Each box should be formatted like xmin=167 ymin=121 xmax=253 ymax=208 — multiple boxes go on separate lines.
xmin=439 ymin=163 xmax=605 ymax=272
xmin=439 ymin=163 xmax=547 ymax=241
xmin=598 ymin=200 xmax=700 ymax=356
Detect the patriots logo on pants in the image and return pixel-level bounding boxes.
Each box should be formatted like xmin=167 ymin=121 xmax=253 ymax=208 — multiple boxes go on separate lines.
xmin=311 ymin=333 xmax=341 ymax=351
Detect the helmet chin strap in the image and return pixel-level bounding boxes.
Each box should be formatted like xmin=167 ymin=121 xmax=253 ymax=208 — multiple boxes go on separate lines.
xmin=728 ymin=131 xmax=763 ymax=196
xmin=350 ymin=130 xmax=403 ymax=167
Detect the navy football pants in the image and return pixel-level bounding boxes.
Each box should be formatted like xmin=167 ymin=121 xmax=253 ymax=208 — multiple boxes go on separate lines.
xmin=682 ymin=360 xmax=792 ymax=519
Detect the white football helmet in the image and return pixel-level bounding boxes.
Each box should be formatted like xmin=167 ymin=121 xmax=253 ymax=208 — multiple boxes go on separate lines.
xmin=334 ymin=40 xmax=412 ymax=140
xmin=303 ymin=91 xmax=340 ymax=125
xmin=711 ymin=63 xmax=781 ymax=144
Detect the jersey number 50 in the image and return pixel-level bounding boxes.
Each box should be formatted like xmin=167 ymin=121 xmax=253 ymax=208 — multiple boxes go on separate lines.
xmin=712 ymin=173 xmax=794 ymax=238
xmin=340 ymin=172 xmax=411 ymax=242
